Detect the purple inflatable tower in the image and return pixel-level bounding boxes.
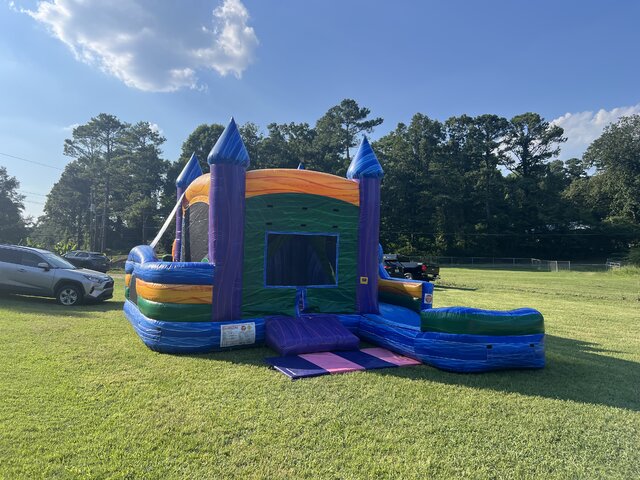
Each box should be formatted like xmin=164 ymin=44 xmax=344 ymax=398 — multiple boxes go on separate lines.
xmin=207 ymin=119 xmax=250 ymax=322
xmin=347 ymin=136 xmax=384 ymax=314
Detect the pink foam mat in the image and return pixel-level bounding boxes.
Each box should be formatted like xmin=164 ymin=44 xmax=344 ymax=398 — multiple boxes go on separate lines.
xmin=361 ymin=347 xmax=422 ymax=366
xmin=299 ymin=352 xmax=366 ymax=373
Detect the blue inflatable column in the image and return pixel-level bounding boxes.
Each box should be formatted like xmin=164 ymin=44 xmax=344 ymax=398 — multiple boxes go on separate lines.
xmin=174 ymin=153 xmax=203 ymax=261
xmin=207 ymin=118 xmax=250 ymax=322
xmin=347 ymin=137 xmax=384 ymax=314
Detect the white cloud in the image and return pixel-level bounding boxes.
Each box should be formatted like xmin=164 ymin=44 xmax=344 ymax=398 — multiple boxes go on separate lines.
xmin=24 ymin=0 xmax=258 ymax=92
xmin=552 ymin=103 xmax=640 ymax=159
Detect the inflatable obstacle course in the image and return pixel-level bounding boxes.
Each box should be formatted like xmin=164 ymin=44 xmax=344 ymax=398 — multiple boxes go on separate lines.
xmin=123 ymin=118 xmax=545 ymax=374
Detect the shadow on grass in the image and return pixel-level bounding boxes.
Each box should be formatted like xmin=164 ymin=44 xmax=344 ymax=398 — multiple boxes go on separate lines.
xmin=0 ymin=293 xmax=123 ymax=317
xmin=181 ymin=346 xmax=275 ymax=369
xmin=163 ymin=334 xmax=640 ymax=410
xmin=434 ymin=285 xmax=478 ymax=292
xmin=170 ymin=334 xmax=640 ymax=410
xmin=369 ymin=334 xmax=640 ymax=411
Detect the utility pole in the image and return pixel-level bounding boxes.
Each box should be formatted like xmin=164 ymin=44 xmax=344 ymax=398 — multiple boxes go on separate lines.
xmin=89 ymin=196 xmax=95 ymax=251
xmin=100 ymin=173 xmax=109 ymax=253
xmin=142 ymin=212 xmax=146 ymax=244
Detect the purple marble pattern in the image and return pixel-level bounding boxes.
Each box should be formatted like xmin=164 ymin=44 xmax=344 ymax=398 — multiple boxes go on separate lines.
xmin=265 ymin=315 xmax=360 ymax=356
xmin=209 ymin=164 xmax=246 ymax=321
xmin=357 ymin=177 xmax=381 ymax=314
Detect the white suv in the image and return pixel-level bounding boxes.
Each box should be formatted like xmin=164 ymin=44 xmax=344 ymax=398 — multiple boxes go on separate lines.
xmin=0 ymin=244 xmax=114 ymax=306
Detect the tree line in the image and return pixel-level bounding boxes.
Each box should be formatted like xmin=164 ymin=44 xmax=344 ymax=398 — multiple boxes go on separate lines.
xmin=2 ymin=100 xmax=638 ymax=261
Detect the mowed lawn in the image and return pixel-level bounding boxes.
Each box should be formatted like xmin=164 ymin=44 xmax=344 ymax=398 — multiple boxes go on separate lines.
xmin=1 ymin=269 xmax=639 ymax=479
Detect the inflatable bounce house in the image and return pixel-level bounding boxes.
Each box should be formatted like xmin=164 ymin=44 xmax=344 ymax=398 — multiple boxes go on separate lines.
xmin=124 ymin=119 xmax=545 ymax=377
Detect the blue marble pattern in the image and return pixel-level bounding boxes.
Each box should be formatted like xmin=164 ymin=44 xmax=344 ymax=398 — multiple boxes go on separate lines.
xmin=176 ymin=152 xmax=203 ymax=188
xmin=207 ymin=117 xmax=250 ymax=168
xmin=346 ymin=136 xmax=384 ymax=179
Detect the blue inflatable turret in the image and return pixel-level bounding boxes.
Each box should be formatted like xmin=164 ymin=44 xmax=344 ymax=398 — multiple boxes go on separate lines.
xmin=174 ymin=153 xmax=203 ymax=261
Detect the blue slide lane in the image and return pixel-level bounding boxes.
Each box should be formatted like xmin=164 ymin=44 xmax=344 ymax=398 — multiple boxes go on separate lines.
xmin=415 ymin=332 xmax=545 ymax=373
xmin=359 ymin=302 xmax=545 ymax=372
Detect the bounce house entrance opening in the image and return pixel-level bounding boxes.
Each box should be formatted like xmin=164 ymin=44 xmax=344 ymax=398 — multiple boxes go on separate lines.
xmin=262 ymin=231 xmax=356 ymax=353
xmin=265 ymin=232 xmax=338 ymax=289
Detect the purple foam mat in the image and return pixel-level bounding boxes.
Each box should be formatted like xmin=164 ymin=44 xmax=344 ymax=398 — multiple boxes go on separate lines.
xmin=265 ymin=315 xmax=360 ymax=356
xmin=265 ymin=348 xmax=421 ymax=379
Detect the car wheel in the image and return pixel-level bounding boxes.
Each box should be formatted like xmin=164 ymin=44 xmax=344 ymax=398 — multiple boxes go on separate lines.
xmin=404 ymin=273 xmax=414 ymax=280
xmin=56 ymin=284 xmax=82 ymax=306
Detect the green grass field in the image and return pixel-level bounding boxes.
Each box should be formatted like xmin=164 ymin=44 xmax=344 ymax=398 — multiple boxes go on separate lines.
xmin=1 ymin=269 xmax=639 ymax=479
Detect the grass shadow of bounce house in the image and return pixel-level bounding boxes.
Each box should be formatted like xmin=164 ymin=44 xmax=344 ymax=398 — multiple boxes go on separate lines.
xmin=124 ymin=118 xmax=545 ymax=379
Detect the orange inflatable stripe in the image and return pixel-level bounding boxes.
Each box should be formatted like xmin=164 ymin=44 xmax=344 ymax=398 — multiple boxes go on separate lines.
xmin=184 ymin=174 xmax=209 ymax=204
xmin=378 ymin=279 xmax=422 ymax=298
xmin=187 ymin=195 xmax=209 ymax=206
xmin=171 ymin=239 xmax=178 ymax=260
xmin=183 ymin=170 xmax=360 ymax=207
xmin=136 ymin=279 xmax=213 ymax=304
xmin=125 ymin=274 xmax=131 ymax=287
xmin=246 ymin=169 xmax=359 ymax=206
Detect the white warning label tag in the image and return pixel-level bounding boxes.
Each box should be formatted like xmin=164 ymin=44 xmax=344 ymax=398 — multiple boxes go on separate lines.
xmin=220 ymin=322 xmax=256 ymax=348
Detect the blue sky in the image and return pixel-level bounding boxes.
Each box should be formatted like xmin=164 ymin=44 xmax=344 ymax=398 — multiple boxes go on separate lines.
xmin=1 ymin=0 xmax=639 ymax=218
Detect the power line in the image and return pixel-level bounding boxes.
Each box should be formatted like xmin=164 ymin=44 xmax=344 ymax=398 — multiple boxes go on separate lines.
xmin=19 ymin=190 xmax=48 ymax=197
xmin=0 ymin=152 xmax=64 ymax=170
xmin=24 ymin=199 xmax=45 ymax=205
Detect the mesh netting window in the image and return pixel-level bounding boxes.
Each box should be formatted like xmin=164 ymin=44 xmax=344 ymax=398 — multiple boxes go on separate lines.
xmin=182 ymin=202 xmax=209 ymax=262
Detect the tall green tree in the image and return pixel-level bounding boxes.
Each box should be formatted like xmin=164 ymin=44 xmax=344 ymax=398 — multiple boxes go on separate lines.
xmin=500 ymin=113 xmax=566 ymax=177
xmin=63 ymin=114 xmax=128 ymax=251
xmin=0 ymin=166 xmax=28 ymax=243
xmin=162 ymin=123 xmax=225 ymax=212
xmin=467 ymin=114 xmax=510 ymax=231
xmin=256 ymin=122 xmax=317 ymax=170
xmin=499 ymin=113 xmax=567 ymax=246
xmin=375 ymin=112 xmax=574 ymax=257
xmin=39 ymin=162 xmax=91 ymax=247
xmin=39 ymin=114 xmax=168 ymax=251
xmin=239 ymin=122 xmax=264 ymax=168
xmin=559 ymin=115 xmax=640 ymax=258
xmin=314 ymin=99 xmax=383 ymax=174
xmin=583 ymin=114 xmax=640 ymax=222
xmin=375 ymin=114 xmax=447 ymax=254
xmin=112 ymin=122 xmax=168 ymax=245
xmin=178 ymin=123 xmax=225 ymax=170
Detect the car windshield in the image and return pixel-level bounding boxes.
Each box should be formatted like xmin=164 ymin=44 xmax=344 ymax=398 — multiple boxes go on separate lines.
xmin=41 ymin=252 xmax=77 ymax=269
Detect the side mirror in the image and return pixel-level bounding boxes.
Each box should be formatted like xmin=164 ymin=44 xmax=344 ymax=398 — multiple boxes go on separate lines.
xmin=37 ymin=262 xmax=50 ymax=271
